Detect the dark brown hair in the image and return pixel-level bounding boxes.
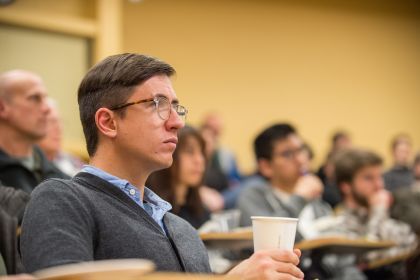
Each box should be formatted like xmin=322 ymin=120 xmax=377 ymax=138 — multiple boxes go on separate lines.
xmin=146 ymin=126 xmax=206 ymax=217
xmin=78 ymin=53 xmax=175 ymax=156
xmin=334 ymin=148 xmax=383 ymax=186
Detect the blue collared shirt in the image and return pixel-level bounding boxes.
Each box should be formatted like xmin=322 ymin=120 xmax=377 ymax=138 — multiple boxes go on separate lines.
xmin=81 ymin=165 xmax=172 ymax=233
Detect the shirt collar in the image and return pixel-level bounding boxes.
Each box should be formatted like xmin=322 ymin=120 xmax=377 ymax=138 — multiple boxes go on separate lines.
xmin=81 ymin=165 xmax=172 ymax=212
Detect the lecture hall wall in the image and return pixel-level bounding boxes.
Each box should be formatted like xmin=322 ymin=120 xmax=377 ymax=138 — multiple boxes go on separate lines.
xmin=1 ymin=0 xmax=419 ymax=172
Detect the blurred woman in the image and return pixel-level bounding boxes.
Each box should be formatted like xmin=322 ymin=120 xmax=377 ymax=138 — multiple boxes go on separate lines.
xmin=147 ymin=126 xmax=211 ymax=229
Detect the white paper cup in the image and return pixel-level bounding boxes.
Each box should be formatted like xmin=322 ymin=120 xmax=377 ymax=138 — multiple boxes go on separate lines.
xmin=251 ymin=216 xmax=298 ymax=252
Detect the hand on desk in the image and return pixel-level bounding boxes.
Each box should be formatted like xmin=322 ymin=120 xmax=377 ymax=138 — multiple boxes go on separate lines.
xmin=227 ymin=249 xmax=304 ymax=280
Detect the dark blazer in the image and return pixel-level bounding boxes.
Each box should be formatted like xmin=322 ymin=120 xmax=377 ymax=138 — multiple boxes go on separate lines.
xmin=0 ymin=146 xmax=69 ymax=193
xmin=0 ymin=186 xmax=30 ymax=274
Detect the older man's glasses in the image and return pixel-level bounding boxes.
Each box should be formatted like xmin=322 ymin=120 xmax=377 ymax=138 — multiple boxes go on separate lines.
xmin=110 ymin=96 xmax=188 ymax=122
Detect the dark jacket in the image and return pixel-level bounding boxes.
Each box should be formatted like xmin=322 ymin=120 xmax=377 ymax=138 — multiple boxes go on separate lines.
xmin=21 ymin=172 xmax=211 ymax=273
xmin=0 ymin=185 xmax=30 ymax=274
xmin=0 ymin=146 xmax=69 ymax=193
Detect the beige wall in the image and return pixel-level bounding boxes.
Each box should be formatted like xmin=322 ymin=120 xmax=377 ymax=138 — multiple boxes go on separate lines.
xmin=1 ymin=0 xmax=419 ymax=172
xmin=123 ymin=0 xmax=420 ymax=172
xmin=0 ymin=24 xmax=89 ymax=153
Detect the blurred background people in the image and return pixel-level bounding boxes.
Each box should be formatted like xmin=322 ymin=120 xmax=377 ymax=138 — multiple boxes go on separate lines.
xmin=413 ymin=152 xmax=420 ymax=191
xmin=37 ymin=98 xmax=84 ymax=177
xmin=0 ymin=70 xmax=69 ymax=193
xmin=317 ymin=131 xmax=352 ymax=208
xmin=200 ymin=112 xmax=242 ymax=209
xmin=383 ymin=134 xmax=414 ymax=192
xmin=312 ymin=148 xmax=417 ymax=279
xmin=0 ymin=183 xmax=29 ymax=275
xmin=147 ymin=125 xmax=223 ymax=229
xmin=236 ymin=123 xmax=327 ymax=237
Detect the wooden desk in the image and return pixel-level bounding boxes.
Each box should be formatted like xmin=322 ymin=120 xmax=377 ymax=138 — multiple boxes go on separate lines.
xmin=139 ymin=272 xmax=239 ymax=279
xmin=200 ymin=228 xmax=253 ymax=251
xmin=200 ymin=228 xmax=395 ymax=255
xmin=34 ymin=259 xmax=154 ymax=280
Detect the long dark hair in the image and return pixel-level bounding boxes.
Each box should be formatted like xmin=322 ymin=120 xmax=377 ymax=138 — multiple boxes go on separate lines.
xmin=146 ymin=125 xmax=206 ymax=217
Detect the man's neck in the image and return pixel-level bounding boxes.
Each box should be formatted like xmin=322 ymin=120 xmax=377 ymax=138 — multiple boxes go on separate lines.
xmin=89 ymin=148 xmax=149 ymax=199
xmin=0 ymin=127 xmax=34 ymax=157
xmin=270 ymin=180 xmax=295 ymax=194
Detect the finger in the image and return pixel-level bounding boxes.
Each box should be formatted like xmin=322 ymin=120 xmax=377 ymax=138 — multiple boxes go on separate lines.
xmin=275 ymin=262 xmax=305 ymax=279
xmin=294 ymin=248 xmax=302 ymax=258
xmin=266 ymin=249 xmax=300 ymax=266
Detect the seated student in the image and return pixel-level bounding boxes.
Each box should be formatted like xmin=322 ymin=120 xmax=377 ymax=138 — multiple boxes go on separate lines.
xmin=383 ymin=134 xmax=415 ymax=192
xmin=390 ymin=152 xmax=420 ymax=236
xmin=317 ymin=131 xmax=351 ymax=208
xmin=236 ymin=123 xmax=328 ymax=237
xmin=147 ymin=125 xmax=212 ymax=229
xmin=200 ymin=113 xmax=242 ymax=209
xmin=312 ymin=148 xmax=417 ymax=278
xmin=0 ymin=70 xmax=69 ymax=193
xmin=0 ymin=184 xmax=29 ymax=275
xmin=38 ymin=98 xmax=84 ymax=177
xmin=21 ymin=53 xmax=304 ymax=279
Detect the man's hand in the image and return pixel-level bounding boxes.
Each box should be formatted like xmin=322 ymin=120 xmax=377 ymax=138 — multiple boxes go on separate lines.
xmin=227 ymin=249 xmax=304 ymax=280
xmin=369 ymin=189 xmax=393 ymax=209
xmin=294 ymin=174 xmax=323 ymax=201
xmin=199 ymin=186 xmax=224 ymax=212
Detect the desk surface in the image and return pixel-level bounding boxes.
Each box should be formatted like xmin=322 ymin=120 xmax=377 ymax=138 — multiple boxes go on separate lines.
xmin=139 ymin=273 xmax=239 ymax=279
xmin=200 ymin=228 xmax=395 ymax=254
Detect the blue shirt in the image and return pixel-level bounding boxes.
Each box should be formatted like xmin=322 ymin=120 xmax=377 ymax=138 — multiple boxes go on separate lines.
xmin=81 ymin=165 xmax=172 ymax=233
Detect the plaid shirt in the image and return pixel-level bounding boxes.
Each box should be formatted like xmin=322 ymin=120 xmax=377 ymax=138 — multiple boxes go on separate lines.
xmin=314 ymin=204 xmax=418 ymax=261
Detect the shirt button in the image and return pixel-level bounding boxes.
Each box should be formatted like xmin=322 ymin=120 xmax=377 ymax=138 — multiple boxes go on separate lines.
xmin=129 ymin=189 xmax=136 ymax=196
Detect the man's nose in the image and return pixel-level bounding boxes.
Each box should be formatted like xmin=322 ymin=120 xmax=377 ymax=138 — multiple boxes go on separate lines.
xmin=166 ymin=108 xmax=184 ymax=130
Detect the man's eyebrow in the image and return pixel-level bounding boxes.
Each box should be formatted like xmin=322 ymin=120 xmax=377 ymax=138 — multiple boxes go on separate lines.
xmin=155 ymin=93 xmax=179 ymax=104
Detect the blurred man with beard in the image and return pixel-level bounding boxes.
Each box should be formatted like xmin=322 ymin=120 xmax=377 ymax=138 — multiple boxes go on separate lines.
xmin=313 ymin=148 xmax=417 ymax=278
xmin=0 ymin=70 xmax=68 ymax=193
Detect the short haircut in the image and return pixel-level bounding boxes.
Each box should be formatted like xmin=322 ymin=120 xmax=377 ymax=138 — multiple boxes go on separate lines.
xmin=78 ymin=53 xmax=175 ymax=156
xmin=334 ymin=148 xmax=383 ymax=186
xmin=391 ymin=133 xmax=411 ymax=151
xmin=253 ymin=123 xmax=296 ymax=161
xmin=332 ymin=131 xmax=349 ymax=145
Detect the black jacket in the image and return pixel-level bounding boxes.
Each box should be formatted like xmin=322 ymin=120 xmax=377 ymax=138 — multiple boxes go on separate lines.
xmin=0 ymin=185 xmax=30 ymax=274
xmin=0 ymin=146 xmax=69 ymax=193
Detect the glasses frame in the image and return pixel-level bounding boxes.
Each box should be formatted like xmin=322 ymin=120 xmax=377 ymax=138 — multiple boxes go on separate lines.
xmin=110 ymin=95 xmax=188 ymax=121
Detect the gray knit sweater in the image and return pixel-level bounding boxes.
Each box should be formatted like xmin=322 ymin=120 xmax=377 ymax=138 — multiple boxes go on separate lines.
xmin=21 ymin=172 xmax=211 ymax=273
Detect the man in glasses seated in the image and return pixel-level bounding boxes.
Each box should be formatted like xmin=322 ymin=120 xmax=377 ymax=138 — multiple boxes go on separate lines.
xmin=21 ymin=53 xmax=304 ymax=279
xmin=237 ymin=123 xmax=328 ymax=233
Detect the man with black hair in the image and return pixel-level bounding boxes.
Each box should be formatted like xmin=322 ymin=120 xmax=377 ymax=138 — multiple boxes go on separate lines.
xmin=236 ymin=123 xmax=326 ymax=232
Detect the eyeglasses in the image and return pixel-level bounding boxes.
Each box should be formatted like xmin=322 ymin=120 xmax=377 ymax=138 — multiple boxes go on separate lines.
xmin=110 ymin=95 xmax=188 ymax=122
xmin=274 ymin=146 xmax=305 ymax=160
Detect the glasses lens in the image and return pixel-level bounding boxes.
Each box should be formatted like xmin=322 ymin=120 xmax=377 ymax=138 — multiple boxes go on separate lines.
xmin=156 ymin=96 xmax=171 ymax=120
xmin=175 ymin=105 xmax=188 ymax=122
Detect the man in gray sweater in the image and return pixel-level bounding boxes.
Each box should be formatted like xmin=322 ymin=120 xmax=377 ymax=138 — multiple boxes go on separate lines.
xmin=21 ymin=53 xmax=304 ymax=279
xmin=237 ymin=123 xmax=326 ymax=231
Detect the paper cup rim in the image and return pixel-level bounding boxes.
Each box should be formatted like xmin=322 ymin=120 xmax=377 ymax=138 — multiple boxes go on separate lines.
xmin=251 ymin=216 xmax=298 ymax=222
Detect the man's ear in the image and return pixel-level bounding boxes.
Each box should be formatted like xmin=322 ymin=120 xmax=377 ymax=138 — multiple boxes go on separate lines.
xmin=95 ymin=108 xmax=117 ymax=139
xmin=0 ymin=99 xmax=9 ymax=119
xmin=258 ymin=158 xmax=273 ymax=179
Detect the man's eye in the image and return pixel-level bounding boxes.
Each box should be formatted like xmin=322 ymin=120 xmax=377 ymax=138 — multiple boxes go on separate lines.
xmin=28 ymin=95 xmax=42 ymax=102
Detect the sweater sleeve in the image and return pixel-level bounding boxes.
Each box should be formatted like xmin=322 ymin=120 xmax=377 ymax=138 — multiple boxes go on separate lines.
xmin=20 ymin=179 xmax=95 ymax=273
